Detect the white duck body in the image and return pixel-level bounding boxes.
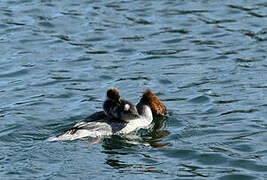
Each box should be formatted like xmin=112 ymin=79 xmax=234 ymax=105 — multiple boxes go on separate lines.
xmin=48 ymin=104 xmax=153 ymax=141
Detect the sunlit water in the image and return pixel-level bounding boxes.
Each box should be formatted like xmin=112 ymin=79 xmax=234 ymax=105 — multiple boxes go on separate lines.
xmin=1 ymin=0 xmax=267 ymax=179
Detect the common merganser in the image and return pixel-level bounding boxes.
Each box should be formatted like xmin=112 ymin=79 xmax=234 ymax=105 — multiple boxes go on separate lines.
xmin=103 ymin=87 xmax=139 ymax=123
xmin=48 ymin=89 xmax=167 ymax=141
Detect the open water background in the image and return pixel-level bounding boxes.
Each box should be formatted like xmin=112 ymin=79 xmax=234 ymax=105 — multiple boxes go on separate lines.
xmin=1 ymin=0 xmax=267 ymax=179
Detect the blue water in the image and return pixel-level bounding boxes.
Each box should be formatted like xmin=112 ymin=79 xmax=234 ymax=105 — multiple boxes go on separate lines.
xmin=1 ymin=0 xmax=267 ymax=179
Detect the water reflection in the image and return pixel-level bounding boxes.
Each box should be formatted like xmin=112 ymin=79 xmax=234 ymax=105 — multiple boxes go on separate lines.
xmin=102 ymin=116 xmax=169 ymax=172
xmin=102 ymin=116 xmax=169 ymax=150
xmin=105 ymin=158 xmax=165 ymax=174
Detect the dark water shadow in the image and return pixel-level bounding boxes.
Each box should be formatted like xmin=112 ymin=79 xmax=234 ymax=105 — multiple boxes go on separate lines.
xmin=101 ymin=116 xmax=170 ymax=150
xmin=101 ymin=116 xmax=170 ymax=172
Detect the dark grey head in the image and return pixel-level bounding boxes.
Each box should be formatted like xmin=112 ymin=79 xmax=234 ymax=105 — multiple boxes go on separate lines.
xmin=119 ymin=99 xmax=140 ymax=122
xmin=106 ymin=87 xmax=120 ymax=101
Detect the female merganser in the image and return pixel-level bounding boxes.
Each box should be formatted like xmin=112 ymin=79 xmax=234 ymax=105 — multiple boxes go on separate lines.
xmin=48 ymin=89 xmax=167 ymax=141
xmin=103 ymin=87 xmax=139 ymax=123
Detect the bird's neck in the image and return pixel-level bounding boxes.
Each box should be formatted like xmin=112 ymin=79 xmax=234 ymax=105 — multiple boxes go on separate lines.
xmin=138 ymin=104 xmax=153 ymax=121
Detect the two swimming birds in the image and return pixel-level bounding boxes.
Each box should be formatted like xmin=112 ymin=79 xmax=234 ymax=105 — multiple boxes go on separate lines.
xmin=49 ymin=88 xmax=167 ymax=141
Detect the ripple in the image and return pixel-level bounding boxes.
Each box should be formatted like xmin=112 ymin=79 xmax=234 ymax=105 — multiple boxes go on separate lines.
xmin=93 ymin=65 xmax=121 ymax=70
xmin=250 ymin=84 xmax=267 ymax=89
xmin=179 ymin=81 xmax=209 ymax=89
xmin=38 ymin=21 xmax=55 ymax=28
xmin=161 ymin=38 xmax=183 ymax=44
xmin=219 ymin=174 xmax=257 ymax=180
xmin=116 ymin=76 xmax=150 ymax=81
xmin=163 ymin=28 xmax=189 ymax=34
xmin=31 ymin=79 xmax=88 ymax=87
xmin=189 ymin=95 xmax=210 ymax=104
xmin=214 ymin=100 xmax=241 ymax=104
xmin=162 ymin=149 xmax=197 ymax=160
xmin=86 ymin=50 xmax=108 ymax=54
xmin=85 ymin=37 xmax=107 ymax=42
xmin=220 ymin=109 xmax=258 ymax=116
xmin=45 ymin=92 xmax=74 ymax=99
xmin=196 ymin=153 xmax=227 ymax=165
xmin=235 ymin=58 xmax=261 ymax=63
xmin=121 ymin=35 xmax=144 ymax=41
xmin=160 ymin=9 xmax=210 ymax=16
xmin=199 ymin=17 xmax=236 ymax=24
xmin=158 ymin=79 xmax=172 ymax=85
xmin=4 ymin=21 xmax=26 ymax=26
xmin=115 ymin=48 xmax=136 ymax=54
xmin=230 ymin=159 xmax=267 ymax=172
xmin=60 ymin=11 xmax=83 ymax=16
xmin=191 ymin=40 xmax=222 ymax=45
xmin=0 ymin=69 xmax=29 ymax=78
xmin=53 ymin=34 xmax=71 ymax=41
xmin=229 ymin=130 xmax=267 ymax=140
xmin=99 ymin=75 xmax=113 ymax=80
xmin=143 ymin=49 xmax=185 ymax=55
xmin=65 ymin=87 xmax=93 ymax=91
xmin=0 ymin=125 xmax=21 ymax=140
xmin=125 ymin=16 xmax=152 ymax=25
xmin=50 ymin=76 xmax=71 ymax=80
xmin=139 ymin=55 xmax=179 ymax=61
xmin=69 ymin=42 xmax=92 ymax=48
xmin=164 ymin=97 xmax=187 ymax=101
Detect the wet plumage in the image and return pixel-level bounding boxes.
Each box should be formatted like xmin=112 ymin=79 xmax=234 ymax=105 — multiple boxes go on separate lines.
xmin=103 ymin=88 xmax=139 ymax=123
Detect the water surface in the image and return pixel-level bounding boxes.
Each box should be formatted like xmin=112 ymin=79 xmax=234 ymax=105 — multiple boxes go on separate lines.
xmin=1 ymin=0 xmax=267 ymax=179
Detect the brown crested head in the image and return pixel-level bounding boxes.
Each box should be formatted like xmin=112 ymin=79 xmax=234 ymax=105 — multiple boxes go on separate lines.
xmin=139 ymin=88 xmax=167 ymax=116
xmin=106 ymin=87 xmax=120 ymax=101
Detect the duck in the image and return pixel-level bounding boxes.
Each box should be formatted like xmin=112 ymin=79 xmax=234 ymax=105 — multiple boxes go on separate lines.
xmin=48 ymin=88 xmax=167 ymax=141
xmin=103 ymin=87 xmax=139 ymax=123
